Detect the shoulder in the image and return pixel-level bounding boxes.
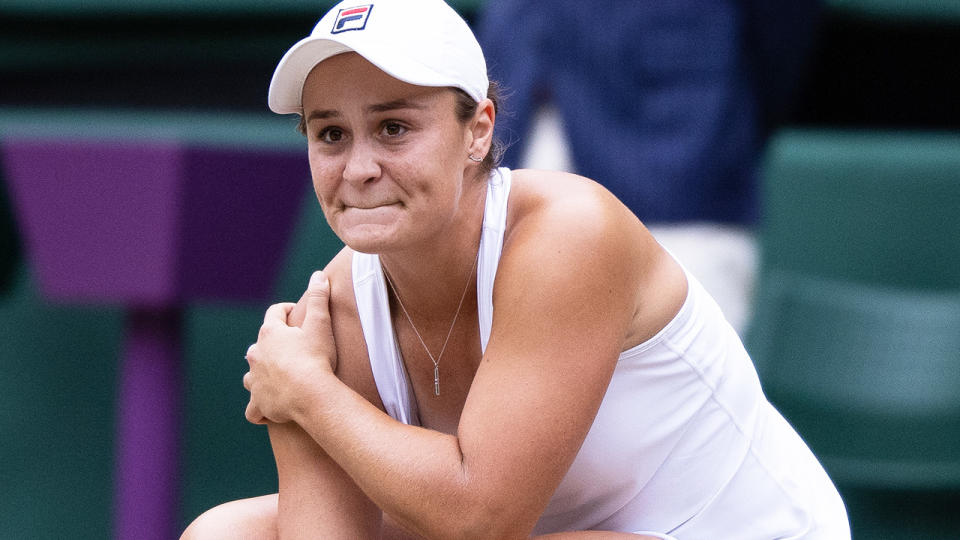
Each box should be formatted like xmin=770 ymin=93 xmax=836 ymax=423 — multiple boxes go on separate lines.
xmin=493 ymin=170 xmax=646 ymax=334
xmin=322 ymin=247 xmax=359 ymax=332
xmin=327 ymin=249 xmax=385 ymax=411
xmin=498 ymin=169 xmax=687 ymax=348
xmin=503 ymin=169 xmax=652 ymax=268
xmin=507 ymin=169 xmax=639 ymax=229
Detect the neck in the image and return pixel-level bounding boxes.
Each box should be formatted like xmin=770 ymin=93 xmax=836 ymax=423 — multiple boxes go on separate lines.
xmin=379 ymin=181 xmax=486 ymax=319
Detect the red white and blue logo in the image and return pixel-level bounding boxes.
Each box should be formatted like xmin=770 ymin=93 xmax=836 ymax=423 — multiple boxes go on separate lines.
xmin=332 ymin=4 xmax=374 ymax=34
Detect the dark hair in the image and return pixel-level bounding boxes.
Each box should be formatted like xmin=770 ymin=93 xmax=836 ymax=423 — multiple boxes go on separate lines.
xmin=296 ymin=80 xmax=505 ymax=178
xmin=296 ymin=115 xmax=307 ymax=137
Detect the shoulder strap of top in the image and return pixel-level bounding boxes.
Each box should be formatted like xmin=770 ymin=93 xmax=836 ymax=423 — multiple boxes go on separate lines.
xmin=352 ymin=167 xmax=512 ymax=424
xmin=352 ymin=251 xmax=420 ymax=425
xmin=477 ymin=167 xmax=511 ymax=352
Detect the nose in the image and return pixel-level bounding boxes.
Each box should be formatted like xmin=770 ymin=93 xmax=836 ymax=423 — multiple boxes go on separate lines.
xmin=342 ymin=138 xmax=381 ymax=186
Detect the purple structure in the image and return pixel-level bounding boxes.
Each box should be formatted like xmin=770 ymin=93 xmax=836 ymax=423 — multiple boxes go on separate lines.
xmin=2 ymin=135 xmax=309 ymax=539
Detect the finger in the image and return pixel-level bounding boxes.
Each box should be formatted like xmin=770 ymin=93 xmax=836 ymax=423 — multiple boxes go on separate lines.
xmin=245 ymin=401 xmax=266 ymax=425
xmin=245 ymin=343 xmax=256 ymax=362
xmin=302 ymin=271 xmax=332 ymax=332
xmin=243 ymin=371 xmax=252 ymax=391
xmin=263 ymin=302 xmax=296 ymax=326
xmin=288 ymin=295 xmax=308 ymax=328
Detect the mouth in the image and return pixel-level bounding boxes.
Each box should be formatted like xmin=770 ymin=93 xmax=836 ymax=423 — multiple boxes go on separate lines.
xmin=337 ymin=202 xmax=404 ymax=228
xmin=346 ymin=202 xmax=402 ymax=210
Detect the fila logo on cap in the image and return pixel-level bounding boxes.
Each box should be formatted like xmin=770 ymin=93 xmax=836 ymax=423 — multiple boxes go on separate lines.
xmin=332 ymin=4 xmax=374 ymax=34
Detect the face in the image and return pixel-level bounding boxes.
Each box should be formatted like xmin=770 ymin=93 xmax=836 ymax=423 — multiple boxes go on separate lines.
xmin=301 ymin=52 xmax=484 ymax=254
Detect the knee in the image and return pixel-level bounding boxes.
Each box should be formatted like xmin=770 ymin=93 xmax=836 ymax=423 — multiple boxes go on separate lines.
xmin=180 ymin=495 xmax=278 ymax=540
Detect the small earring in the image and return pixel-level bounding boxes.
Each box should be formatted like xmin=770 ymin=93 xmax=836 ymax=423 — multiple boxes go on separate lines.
xmin=468 ymin=154 xmax=483 ymax=163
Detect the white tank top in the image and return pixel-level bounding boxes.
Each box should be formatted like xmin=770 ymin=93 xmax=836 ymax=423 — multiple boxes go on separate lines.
xmin=352 ymin=168 xmax=849 ymax=538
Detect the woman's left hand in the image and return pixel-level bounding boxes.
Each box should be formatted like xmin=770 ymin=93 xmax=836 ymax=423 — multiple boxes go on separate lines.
xmin=244 ymin=271 xmax=338 ymax=424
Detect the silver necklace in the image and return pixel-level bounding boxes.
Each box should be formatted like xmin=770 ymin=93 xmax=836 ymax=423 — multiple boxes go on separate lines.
xmin=382 ymin=251 xmax=478 ymax=396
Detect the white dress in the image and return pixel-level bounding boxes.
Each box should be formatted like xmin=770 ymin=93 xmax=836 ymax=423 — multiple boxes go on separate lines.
xmin=352 ymin=168 xmax=850 ymax=538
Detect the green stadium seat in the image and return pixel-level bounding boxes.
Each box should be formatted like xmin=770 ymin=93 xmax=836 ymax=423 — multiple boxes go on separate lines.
xmin=751 ymin=270 xmax=960 ymax=487
xmin=748 ymin=129 xmax=960 ymax=538
xmin=755 ymin=130 xmax=960 ymax=292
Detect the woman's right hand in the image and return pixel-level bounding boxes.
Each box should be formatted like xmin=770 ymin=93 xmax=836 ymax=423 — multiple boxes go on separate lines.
xmin=287 ymin=285 xmax=309 ymax=328
xmin=243 ymin=271 xmax=339 ymax=424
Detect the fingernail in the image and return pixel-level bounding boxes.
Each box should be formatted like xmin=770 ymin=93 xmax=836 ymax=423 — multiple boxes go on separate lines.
xmin=309 ymin=270 xmax=327 ymax=288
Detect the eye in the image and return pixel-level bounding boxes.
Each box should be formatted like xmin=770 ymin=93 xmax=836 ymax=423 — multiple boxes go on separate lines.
xmin=382 ymin=121 xmax=408 ymax=137
xmin=318 ymin=127 xmax=345 ymax=143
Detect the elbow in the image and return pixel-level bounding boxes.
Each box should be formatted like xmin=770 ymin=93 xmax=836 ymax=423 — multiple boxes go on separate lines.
xmin=441 ymin=518 xmax=529 ymax=540
xmin=407 ymin=461 xmax=541 ymax=539
xmin=437 ymin=495 xmax=537 ymax=540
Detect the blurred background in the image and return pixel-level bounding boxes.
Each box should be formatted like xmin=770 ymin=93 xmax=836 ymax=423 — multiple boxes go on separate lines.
xmin=0 ymin=0 xmax=957 ymax=538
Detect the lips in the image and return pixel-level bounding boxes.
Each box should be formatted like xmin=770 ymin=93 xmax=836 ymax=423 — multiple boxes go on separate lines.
xmin=347 ymin=202 xmax=400 ymax=210
xmin=338 ymin=202 xmax=404 ymax=228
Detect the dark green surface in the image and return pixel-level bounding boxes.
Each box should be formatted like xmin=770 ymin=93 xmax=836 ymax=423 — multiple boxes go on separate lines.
xmin=839 ymin=486 xmax=960 ymax=539
xmin=827 ymin=0 xmax=960 ymax=22
xmin=0 ymin=267 xmax=122 ymax=539
xmin=179 ymin=302 xmax=277 ymax=529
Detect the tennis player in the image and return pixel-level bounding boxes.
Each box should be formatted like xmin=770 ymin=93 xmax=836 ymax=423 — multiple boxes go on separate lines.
xmin=183 ymin=0 xmax=849 ymax=538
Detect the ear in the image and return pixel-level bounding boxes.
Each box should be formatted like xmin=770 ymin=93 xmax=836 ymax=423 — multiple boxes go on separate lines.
xmin=467 ymin=98 xmax=496 ymax=160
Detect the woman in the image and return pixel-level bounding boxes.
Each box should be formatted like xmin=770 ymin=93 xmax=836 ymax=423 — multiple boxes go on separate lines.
xmin=184 ymin=0 xmax=849 ymax=538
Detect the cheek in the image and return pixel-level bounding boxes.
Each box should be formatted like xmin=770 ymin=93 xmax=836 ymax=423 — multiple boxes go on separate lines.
xmin=308 ymin=154 xmax=339 ymax=200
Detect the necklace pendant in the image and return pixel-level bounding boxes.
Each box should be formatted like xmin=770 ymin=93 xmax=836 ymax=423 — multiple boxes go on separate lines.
xmin=434 ymin=365 xmax=440 ymax=396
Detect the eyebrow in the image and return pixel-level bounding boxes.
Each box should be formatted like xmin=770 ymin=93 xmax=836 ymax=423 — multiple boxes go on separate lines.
xmin=366 ymin=98 xmax=428 ymax=114
xmin=304 ymin=98 xmax=429 ymax=124
xmin=305 ymin=109 xmax=339 ymax=123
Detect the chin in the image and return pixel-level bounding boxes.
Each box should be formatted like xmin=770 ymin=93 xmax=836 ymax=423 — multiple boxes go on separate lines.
xmin=337 ymin=226 xmax=401 ymax=255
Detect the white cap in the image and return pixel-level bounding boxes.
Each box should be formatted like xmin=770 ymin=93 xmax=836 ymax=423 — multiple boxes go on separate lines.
xmin=268 ymin=0 xmax=488 ymax=114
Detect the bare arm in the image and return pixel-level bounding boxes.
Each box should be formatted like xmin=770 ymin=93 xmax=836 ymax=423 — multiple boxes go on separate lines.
xmin=253 ymin=250 xmax=387 ymax=538
xmin=246 ymin=177 xmax=671 ymax=538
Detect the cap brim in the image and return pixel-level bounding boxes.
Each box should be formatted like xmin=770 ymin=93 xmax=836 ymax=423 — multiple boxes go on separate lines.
xmin=268 ymin=37 xmax=353 ymax=114
xmin=269 ymin=31 xmax=483 ymax=115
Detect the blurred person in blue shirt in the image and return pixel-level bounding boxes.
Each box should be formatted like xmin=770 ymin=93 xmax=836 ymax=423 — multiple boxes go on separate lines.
xmin=476 ymin=0 xmax=820 ymax=332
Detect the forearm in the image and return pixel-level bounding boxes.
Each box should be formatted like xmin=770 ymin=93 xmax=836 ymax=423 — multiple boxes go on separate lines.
xmin=291 ymin=373 xmax=501 ymax=539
